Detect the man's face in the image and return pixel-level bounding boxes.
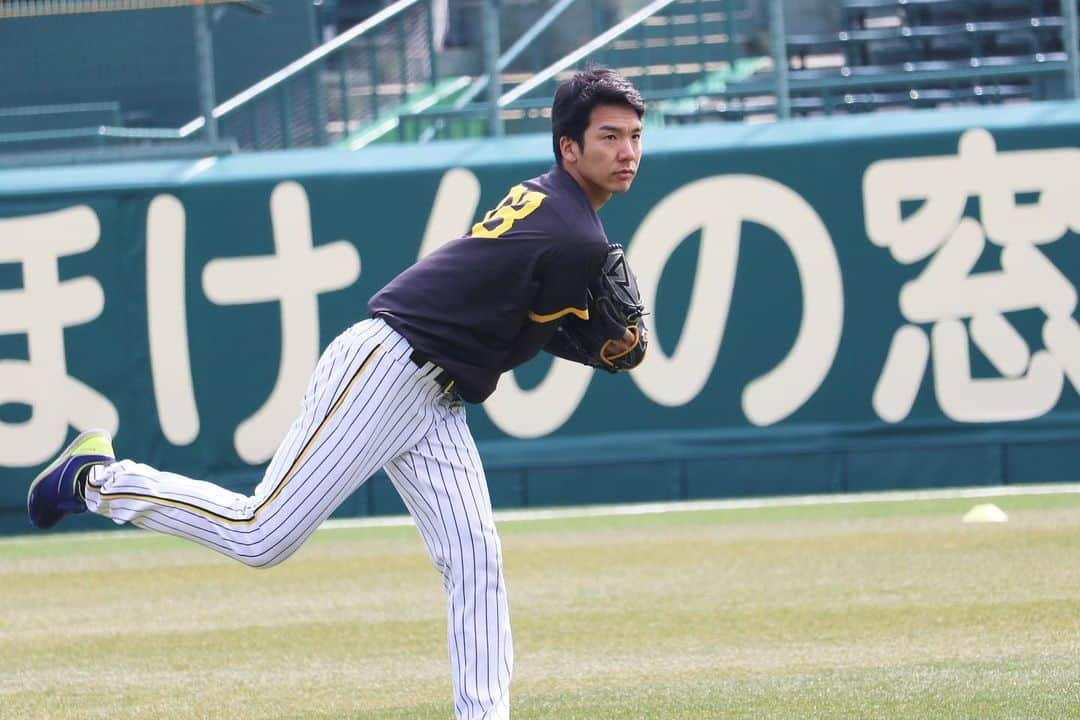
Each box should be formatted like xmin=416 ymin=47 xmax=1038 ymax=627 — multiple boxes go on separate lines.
xmin=562 ymin=104 xmax=643 ymax=209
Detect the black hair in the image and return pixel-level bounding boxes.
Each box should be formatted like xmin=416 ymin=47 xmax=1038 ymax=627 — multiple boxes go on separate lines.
xmin=551 ymin=66 xmax=645 ymax=166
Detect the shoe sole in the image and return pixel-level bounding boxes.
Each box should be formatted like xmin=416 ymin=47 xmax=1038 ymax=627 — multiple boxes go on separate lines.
xmin=26 ymin=428 xmax=114 ymax=509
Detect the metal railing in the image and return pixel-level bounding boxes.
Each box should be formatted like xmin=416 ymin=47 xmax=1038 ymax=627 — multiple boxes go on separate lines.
xmin=0 ymin=101 xmax=122 ymax=133
xmin=0 ymin=0 xmax=265 ymax=19
xmin=0 ymin=0 xmax=441 ymax=161
xmin=178 ymin=0 xmax=441 ymax=150
xmin=402 ymin=0 xmax=764 ymax=140
xmin=403 ymin=0 xmax=1080 ymax=138
xmin=2 ymin=0 xmax=1079 ymax=162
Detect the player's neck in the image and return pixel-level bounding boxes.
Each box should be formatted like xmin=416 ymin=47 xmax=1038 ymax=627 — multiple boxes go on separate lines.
xmin=561 ymin=163 xmax=611 ymax=212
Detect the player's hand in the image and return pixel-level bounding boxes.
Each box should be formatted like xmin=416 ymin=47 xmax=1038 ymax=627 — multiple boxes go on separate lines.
xmin=602 ymin=327 xmax=638 ymax=359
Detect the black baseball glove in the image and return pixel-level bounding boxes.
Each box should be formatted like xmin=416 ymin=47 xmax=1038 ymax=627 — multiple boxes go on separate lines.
xmin=547 ymin=243 xmax=648 ymax=373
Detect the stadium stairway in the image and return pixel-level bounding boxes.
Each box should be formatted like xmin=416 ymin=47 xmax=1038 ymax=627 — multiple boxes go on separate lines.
xmin=398 ymin=0 xmax=771 ymax=141
xmin=732 ymin=0 xmax=1077 ymax=121
xmin=338 ymin=75 xmax=473 ymax=147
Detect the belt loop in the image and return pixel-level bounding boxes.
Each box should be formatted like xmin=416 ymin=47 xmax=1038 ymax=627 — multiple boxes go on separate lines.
xmin=409 ymin=348 xmax=458 ymax=396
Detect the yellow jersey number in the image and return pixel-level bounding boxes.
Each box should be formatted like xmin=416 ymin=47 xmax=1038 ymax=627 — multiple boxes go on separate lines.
xmin=471 ymin=185 xmax=546 ymax=239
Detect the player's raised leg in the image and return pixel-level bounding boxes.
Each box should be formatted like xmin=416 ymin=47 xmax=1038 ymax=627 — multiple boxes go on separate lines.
xmin=385 ymin=406 xmax=512 ymax=720
xmin=73 ymin=318 xmax=442 ymax=568
xmin=26 ymin=428 xmax=115 ymax=530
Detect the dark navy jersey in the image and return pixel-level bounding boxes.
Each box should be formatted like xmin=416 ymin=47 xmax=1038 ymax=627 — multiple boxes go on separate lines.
xmin=368 ymin=165 xmax=610 ymax=403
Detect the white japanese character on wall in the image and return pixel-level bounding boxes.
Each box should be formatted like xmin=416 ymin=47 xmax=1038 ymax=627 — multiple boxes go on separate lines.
xmin=629 ymin=175 xmax=844 ymax=427
xmin=0 ymin=206 xmax=119 ymax=466
xmin=864 ymin=128 xmax=1080 ymax=423
xmin=146 ymin=181 xmax=361 ymax=464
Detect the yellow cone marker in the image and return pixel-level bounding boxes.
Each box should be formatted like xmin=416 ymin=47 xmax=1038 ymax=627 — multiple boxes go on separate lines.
xmin=962 ymin=503 xmax=1009 ymax=523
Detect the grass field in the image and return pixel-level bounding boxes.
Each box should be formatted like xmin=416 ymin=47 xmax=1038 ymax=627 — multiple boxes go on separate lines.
xmin=2 ymin=489 xmax=1079 ymax=719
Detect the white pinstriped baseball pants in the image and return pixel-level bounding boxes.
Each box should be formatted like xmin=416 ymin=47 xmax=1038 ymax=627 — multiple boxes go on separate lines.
xmin=84 ymin=317 xmax=513 ymax=720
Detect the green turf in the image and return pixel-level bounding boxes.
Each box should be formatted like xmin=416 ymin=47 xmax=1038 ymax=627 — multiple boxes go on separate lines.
xmin=2 ymin=492 xmax=1078 ymax=719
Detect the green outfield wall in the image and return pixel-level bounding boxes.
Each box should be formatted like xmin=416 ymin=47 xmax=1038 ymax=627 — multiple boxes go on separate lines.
xmin=2 ymin=102 xmax=1079 ymax=533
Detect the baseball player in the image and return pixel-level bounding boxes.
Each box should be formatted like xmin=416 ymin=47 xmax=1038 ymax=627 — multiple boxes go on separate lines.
xmin=27 ymin=66 xmax=648 ymax=720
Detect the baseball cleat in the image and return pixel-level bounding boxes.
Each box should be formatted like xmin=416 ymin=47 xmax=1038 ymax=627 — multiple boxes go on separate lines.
xmin=27 ymin=429 xmax=115 ymax=530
